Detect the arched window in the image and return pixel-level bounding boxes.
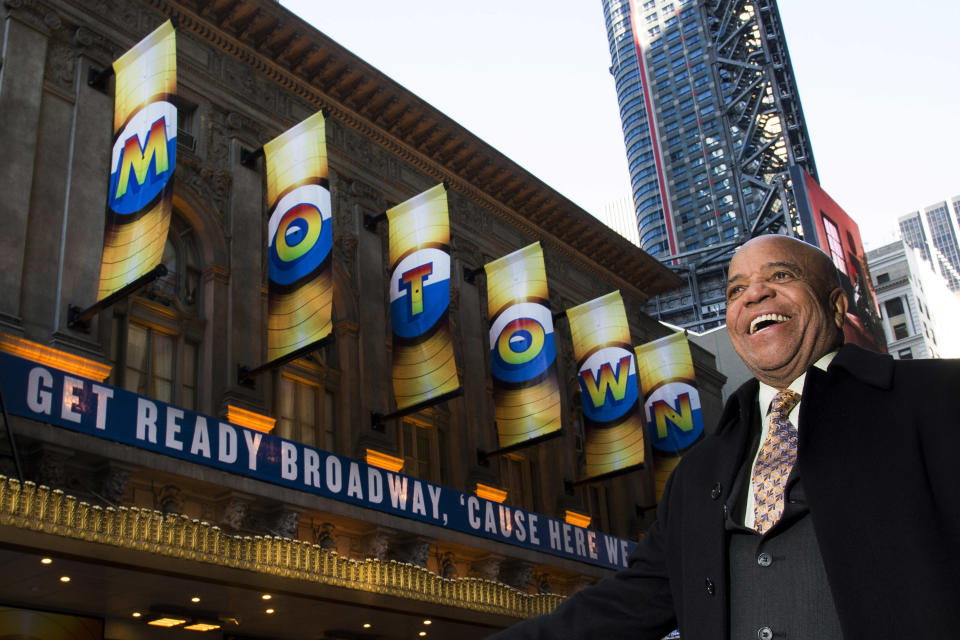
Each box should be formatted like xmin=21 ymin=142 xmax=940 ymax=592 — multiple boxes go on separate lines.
xmin=109 ymin=212 xmax=204 ymax=411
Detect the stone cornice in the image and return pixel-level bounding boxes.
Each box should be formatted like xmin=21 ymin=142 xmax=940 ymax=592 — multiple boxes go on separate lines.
xmin=134 ymin=0 xmax=680 ymax=301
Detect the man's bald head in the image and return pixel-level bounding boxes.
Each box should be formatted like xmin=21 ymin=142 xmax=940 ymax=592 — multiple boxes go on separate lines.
xmin=725 ymin=235 xmax=847 ymax=389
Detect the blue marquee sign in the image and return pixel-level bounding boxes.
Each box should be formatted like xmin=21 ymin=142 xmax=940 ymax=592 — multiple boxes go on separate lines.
xmin=0 ymin=351 xmax=634 ymax=570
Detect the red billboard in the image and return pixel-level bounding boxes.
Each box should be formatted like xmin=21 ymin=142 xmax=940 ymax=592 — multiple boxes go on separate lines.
xmin=790 ymin=166 xmax=886 ymax=352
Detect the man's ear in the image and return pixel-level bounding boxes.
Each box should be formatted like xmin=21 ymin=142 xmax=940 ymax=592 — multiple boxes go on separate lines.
xmin=830 ymin=288 xmax=848 ymax=329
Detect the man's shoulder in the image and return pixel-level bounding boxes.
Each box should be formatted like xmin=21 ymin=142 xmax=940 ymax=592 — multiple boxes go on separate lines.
xmin=831 ymin=343 xmax=958 ymax=389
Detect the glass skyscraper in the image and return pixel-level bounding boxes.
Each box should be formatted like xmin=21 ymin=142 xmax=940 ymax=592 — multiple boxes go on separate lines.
xmin=601 ymin=0 xmax=817 ymax=330
xmin=899 ymin=196 xmax=960 ymax=293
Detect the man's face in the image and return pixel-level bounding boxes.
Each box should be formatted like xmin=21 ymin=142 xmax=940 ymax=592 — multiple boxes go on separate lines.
xmin=725 ymin=236 xmax=847 ymax=389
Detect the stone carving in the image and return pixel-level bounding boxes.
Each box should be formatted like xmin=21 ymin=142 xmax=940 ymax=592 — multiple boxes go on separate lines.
xmin=177 ymin=155 xmax=232 ymax=220
xmin=390 ymin=536 xmax=431 ymax=568
xmin=334 ymin=232 xmax=358 ymax=265
xmin=313 ymin=522 xmax=337 ymax=550
xmin=268 ymin=508 xmax=300 ymax=539
xmin=439 ymin=552 xmax=459 ymax=579
xmin=30 ymin=447 xmax=71 ymax=489
xmin=356 ymin=528 xmax=394 ymax=561
xmin=535 ymin=572 xmax=555 ymax=595
xmin=44 ymin=42 xmax=76 ymax=91
xmin=157 ymin=484 xmax=182 ymax=515
xmin=226 ymin=111 xmax=244 ymax=130
xmin=349 ymin=178 xmax=382 ymax=209
xmin=470 ymin=554 xmax=504 ymax=581
xmin=499 ymin=560 xmax=534 ymax=590
xmin=96 ymin=464 xmax=130 ymax=505
xmin=219 ymin=497 xmax=250 ymax=531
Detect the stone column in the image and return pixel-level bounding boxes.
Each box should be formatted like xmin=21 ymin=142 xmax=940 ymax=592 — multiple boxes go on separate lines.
xmin=0 ymin=8 xmax=49 ymax=328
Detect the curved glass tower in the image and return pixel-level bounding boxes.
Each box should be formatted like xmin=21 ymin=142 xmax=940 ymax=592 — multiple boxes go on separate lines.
xmin=601 ymin=0 xmax=817 ymax=330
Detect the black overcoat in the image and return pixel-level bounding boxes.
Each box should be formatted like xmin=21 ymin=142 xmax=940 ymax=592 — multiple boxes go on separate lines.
xmin=491 ymin=344 xmax=960 ymax=639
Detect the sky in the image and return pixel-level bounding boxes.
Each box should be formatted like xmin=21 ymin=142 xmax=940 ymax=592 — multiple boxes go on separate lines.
xmin=280 ymin=0 xmax=960 ymax=251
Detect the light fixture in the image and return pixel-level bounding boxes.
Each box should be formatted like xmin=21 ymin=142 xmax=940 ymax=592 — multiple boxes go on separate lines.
xmin=261 ymin=594 xmax=272 ymax=600
xmin=0 ymin=333 xmax=112 ymax=381
xmin=365 ymin=448 xmax=404 ymax=472
xmin=131 ymin=612 xmax=142 ymax=618
xmin=59 ymin=576 xmax=71 ymax=583
xmin=419 ymin=632 xmax=427 ymax=637
xmin=265 ymin=608 xmax=275 ymax=614
xmin=226 ymin=405 xmax=276 ymax=433
xmin=190 ymin=596 xmax=200 ymax=603
xmin=147 ymin=617 xmax=187 ymax=628
xmin=423 ymin=620 xmax=432 ymax=625
xmin=362 ymin=623 xmax=372 ymax=629
xmin=40 ymin=558 xmax=52 ymax=565
xmin=475 ymin=483 xmax=507 ymax=503
xmin=564 ymin=509 xmax=592 ymax=528
xmin=183 ymin=621 xmax=221 ymax=631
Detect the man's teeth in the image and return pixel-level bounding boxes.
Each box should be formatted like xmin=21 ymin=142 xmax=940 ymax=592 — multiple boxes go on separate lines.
xmin=750 ymin=313 xmax=789 ymax=334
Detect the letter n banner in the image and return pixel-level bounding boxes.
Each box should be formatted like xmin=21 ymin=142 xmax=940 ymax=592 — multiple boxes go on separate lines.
xmin=634 ymin=331 xmax=705 ymax=500
xmin=97 ymin=20 xmax=177 ymax=301
xmin=566 ymin=291 xmax=645 ymax=481
xmin=263 ymin=111 xmax=333 ymax=364
xmin=386 ymin=184 xmax=460 ymax=410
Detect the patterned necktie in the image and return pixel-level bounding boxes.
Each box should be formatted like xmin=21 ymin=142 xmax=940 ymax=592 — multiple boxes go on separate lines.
xmin=752 ymin=389 xmax=802 ymax=534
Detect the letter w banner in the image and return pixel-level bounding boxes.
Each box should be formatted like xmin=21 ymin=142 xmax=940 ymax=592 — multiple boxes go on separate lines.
xmin=263 ymin=111 xmax=333 ymax=364
xmin=97 ymin=20 xmax=176 ymax=301
xmin=634 ymin=331 xmax=705 ymax=500
xmin=484 ymin=242 xmax=562 ymax=449
xmin=566 ymin=291 xmax=645 ymax=481
xmin=386 ymin=184 xmax=460 ymax=410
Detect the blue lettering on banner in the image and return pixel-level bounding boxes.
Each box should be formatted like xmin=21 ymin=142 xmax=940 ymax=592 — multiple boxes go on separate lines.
xmin=1 ymin=352 xmax=634 ymax=570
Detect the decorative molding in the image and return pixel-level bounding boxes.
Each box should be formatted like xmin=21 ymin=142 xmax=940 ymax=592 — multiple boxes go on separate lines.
xmin=0 ymin=476 xmax=562 ymax=617
xmin=133 ymin=0 xmax=677 ymax=300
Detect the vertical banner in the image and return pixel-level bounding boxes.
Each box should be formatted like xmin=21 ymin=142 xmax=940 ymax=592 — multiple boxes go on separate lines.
xmin=484 ymin=242 xmax=562 ymax=449
xmin=634 ymin=332 xmax=705 ymax=501
xmin=567 ymin=291 xmax=645 ymax=481
xmin=97 ymin=20 xmax=177 ymax=301
xmin=387 ymin=184 xmax=460 ymax=410
xmin=263 ymin=111 xmax=333 ymax=364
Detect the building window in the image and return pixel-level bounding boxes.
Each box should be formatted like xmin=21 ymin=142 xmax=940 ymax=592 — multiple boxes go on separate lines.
xmin=276 ymin=369 xmax=335 ymax=450
xmin=821 ymin=214 xmax=847 ymax=275
xmin=893 ymin=323 xmax=909 ymax=340
xmin=499 ymin=453 xmax=536 ymax=511
xmin=400 ymin=417 xmax=447 ymax=484
xmin=898 ymin=347 xmax=913 ymax=360
xmin=110 ymin=212 xmax=203 ymax=411
xmin=884 ymin=297 xmax=904 ymax=317
xmin=876 ymin=272 xmax=890 ymax=284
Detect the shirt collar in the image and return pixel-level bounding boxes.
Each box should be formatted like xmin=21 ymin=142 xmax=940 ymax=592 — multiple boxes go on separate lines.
xmin=757 ymin=351 xmax=837 ymax=416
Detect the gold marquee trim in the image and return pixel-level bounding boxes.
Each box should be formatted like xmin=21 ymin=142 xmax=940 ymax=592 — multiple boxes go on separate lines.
xmin=0 ymin=476 xmax=561 ymax=618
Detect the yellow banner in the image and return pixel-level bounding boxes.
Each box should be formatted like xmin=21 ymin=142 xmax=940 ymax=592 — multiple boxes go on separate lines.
xmin=387 ymin=184 xmax=459 ymax=410
xmin=635 ymin=332 xmax=704 ymax=455
xmin=484 ymin=243 xmax=562 ymax=448
xmin=567 ymin=291 xmax=645 ymax=480
xmin=97 ymin=20 xmax=176 ymax=301
xmin=264 ymin=111 xmax=333 ymax=364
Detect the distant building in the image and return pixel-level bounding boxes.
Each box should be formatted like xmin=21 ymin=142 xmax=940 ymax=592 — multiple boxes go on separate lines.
xmin=898 ymin=196 xmax=960 ymax=293
xmin=866 ymin=241 xmax=960 ymax=359
xmin=599 ymin=195 xmax=641 ymax=245
xmin=600 ymin=0 xmax=818 ymax=331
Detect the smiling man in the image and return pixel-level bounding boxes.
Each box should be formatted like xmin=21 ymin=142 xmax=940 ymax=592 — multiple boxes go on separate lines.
xmin=490 ymin=234 xmax=960 ymax=640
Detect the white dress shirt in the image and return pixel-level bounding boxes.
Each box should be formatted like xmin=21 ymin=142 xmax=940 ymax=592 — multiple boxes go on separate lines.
xmin=743 ymin=351 xmax=836 ymax=529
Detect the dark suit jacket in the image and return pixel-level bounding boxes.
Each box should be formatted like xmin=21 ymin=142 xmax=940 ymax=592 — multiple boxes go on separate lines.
xmin=491 ymin=344 xmax=960 ymax=639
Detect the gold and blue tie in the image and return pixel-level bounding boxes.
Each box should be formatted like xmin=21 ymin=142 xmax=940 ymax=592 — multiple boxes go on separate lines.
xmin=752 ymin=389 xmax=802 ymax=534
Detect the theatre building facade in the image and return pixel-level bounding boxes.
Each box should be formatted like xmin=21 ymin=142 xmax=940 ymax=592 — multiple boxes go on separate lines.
xmin=0 ymin=0 xmax=725 ymax=637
